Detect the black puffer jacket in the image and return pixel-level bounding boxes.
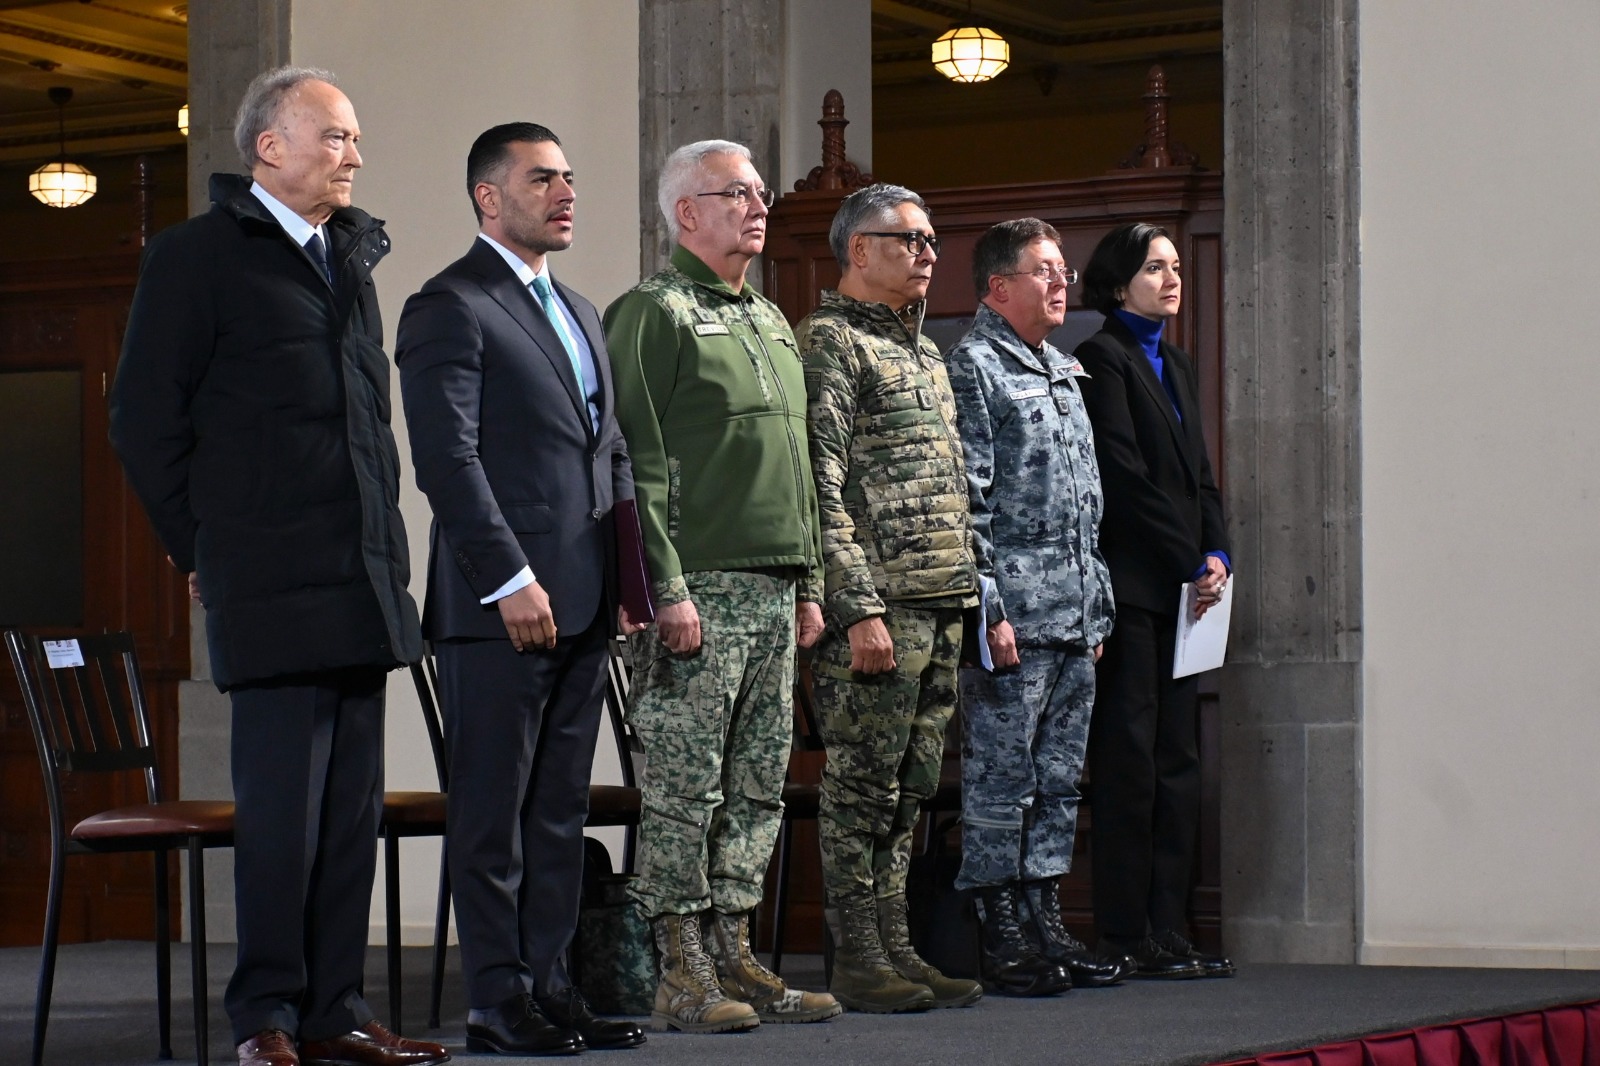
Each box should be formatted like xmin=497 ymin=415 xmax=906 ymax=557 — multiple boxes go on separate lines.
xmin=110 ymin=173 xmax=421 ymax=690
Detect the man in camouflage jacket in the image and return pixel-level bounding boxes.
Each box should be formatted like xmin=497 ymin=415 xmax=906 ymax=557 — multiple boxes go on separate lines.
xmin=798 ymin=184 xmax=984 ymax=1013
xmin=947 ymin=219 xmax=1126 ymax=996
xmin=603 ymin=140 xmax=837 ymax=1032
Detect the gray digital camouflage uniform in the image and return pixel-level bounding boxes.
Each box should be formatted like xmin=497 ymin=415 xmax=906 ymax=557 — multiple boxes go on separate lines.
xmin=946 ymin=304 xmax=1114 ymax=890
xmin=799 ymin=289 xmax=977 ymax=911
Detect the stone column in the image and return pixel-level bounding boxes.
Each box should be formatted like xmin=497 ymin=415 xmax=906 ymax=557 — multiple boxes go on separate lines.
xmin=1219 ymin=0 xmax=1362 ymax=961
xmin=636 ymin=0 xmax=784 ymax=277
xmin=177 ymin=0 xmax=291 ymax=941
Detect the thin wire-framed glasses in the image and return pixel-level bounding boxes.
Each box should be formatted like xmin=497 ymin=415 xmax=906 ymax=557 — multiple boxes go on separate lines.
xmin=860 ymin=231 xmax=941 ymax=256
xmin=999 ymin=265 xmax=1080 ymax=286
xmin=696 ymin=184 xmax=776 ymax=208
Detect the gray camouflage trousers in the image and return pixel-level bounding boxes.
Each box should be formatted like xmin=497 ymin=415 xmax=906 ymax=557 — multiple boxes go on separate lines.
xmin=812 ymin=604 xmax=963 ymax=908
xmin=955 ymin=647 xmax=1095 ymax=889
xmin=626 ymin=570 xmax=795 ymax=919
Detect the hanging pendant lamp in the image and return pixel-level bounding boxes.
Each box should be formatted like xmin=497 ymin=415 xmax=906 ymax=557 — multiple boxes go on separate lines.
xmin=30 ymin=87 xmax=97 ymax=209
xmin=931 ymin=2 xmax=1009 ymax=83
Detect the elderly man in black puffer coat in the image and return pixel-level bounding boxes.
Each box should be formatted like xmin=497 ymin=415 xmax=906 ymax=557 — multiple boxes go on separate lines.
xmin=109 ymin=65 xmax=444 ymax=1066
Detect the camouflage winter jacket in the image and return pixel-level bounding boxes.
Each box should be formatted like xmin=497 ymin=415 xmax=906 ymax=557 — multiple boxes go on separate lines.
xmin=947 ymin=305 xmax=1114 ymax=649
xmin=798 ymin=289 xmax=977 ymax=629
xmin=603 ymin=246 xmax=823 ymax=606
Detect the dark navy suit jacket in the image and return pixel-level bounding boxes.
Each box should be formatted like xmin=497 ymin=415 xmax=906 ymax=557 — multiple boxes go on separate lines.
xmin=396 ymin=237 xmax=632 ymax=639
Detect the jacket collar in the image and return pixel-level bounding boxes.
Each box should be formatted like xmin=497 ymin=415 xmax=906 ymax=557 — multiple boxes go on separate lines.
xmin=1100 ymin=312 xmax=1197 ymax=473
xmin=969 ymin=304 xmax=1058 ymax=377
xmin=818 ymin=289 xmax=933 ymax=355
xmin=209 ymin=172 xmax=384 ymax=243
xmin=671 ymin=244 xmax=753 ymax=302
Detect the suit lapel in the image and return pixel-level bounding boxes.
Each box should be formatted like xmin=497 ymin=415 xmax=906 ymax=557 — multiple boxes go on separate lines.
xmin=554 ymin=277 xmax=609 ymax=429
xmin=1111 ymin=319 xmax=1198 ymax=483
xmin=468 ymin=242 xmax=588 ymax=427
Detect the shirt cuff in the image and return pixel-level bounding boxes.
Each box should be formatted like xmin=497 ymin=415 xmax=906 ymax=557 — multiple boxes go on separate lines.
xmin=481 ymin=565 xmax=535 ymax=604
xmin=1190 ymin=551 xmax=1232 ymax=581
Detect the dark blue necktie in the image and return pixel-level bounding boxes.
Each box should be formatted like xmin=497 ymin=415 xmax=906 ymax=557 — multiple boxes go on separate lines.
xmin=304 ymin=232 xmax=333 ymax=286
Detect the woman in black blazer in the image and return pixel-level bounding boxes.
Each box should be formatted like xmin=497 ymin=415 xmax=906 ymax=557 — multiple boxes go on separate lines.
xmin=1071 ymin=222 xmax=1234 ymax=979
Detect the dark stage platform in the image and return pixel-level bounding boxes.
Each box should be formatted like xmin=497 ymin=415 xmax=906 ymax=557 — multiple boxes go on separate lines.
xmin=4 ymin=942 xmax=1599 ymax=1065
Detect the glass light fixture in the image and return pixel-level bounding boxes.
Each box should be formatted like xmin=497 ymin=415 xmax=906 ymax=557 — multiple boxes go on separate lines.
xmin=30 ymin=87 xmax=96 ymax=208
xmin=178 ymin=103 xmax=189 ymax=136
xmin=931 ymin=24 xmax=1010 ymax=83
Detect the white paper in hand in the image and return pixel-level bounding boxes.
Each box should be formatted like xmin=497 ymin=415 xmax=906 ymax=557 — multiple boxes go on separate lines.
xmin=1173 ymin=580 xmax=1233 ymax=679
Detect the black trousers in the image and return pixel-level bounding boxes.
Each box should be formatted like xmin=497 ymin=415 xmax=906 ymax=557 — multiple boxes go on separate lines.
xmin=436 ymin=614 xmax=609 ymax=1011
xmin=1087 ymin=604 xmax=1200 ymax=941
xmin=224 ymin=667 xmax=386 ymax=1044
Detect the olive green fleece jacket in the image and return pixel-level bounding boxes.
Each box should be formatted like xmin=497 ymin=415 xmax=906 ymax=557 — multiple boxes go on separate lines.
xmin=602 ymin=245 xmax=823 ymax=606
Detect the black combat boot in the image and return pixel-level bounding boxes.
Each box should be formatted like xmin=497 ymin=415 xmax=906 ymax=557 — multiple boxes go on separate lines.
xmin=1021 ymin=879 xmax=1130 ymax=988
xmin=973 ymin=884 xmax=1072 ymax=997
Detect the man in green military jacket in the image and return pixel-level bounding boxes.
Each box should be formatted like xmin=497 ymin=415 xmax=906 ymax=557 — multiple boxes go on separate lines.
xmin=603 ymin=139 xmax=837 ymax=1033
xmin=797 ymin=183 xmax=990 ymax=1013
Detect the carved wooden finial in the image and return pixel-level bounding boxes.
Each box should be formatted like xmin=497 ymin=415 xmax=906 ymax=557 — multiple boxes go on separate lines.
xmin=1114 ymin=65 xmax=1200 ymax=171
xmin=794 ymin=89 xmax=875 ymax=192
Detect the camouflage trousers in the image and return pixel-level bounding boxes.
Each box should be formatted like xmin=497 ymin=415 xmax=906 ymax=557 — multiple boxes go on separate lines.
xmin=812 ymin=603 xmax=963 ymax=908
xmin=626 ymin=570 xmax=795 ymax=919
xmin=954 ymin=647 xmax=1095 ymax=889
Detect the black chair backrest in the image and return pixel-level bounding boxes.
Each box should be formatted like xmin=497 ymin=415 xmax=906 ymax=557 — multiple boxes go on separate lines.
xmin=408 ymin=654 xmax=451 ymax=791
xmin=605 ymin=636 xmax=644 ymax=788
xmin=6 ymin=630 xmax=162 ymax=820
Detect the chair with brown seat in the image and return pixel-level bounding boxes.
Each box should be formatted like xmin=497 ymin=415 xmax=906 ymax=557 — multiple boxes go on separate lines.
xmin=6 ymin=629 xmax=234 ymax=1066
xmin=403 ymin=637 xmax=642 ymax=1030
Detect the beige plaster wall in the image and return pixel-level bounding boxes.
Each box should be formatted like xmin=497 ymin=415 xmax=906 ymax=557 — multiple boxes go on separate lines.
xmin=292 ymin=0 xmax=641 ymax=944
xmin=1360 ymin=0 xmax=1600 ymax=967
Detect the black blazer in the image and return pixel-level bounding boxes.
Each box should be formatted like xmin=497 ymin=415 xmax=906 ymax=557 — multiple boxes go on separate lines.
xmin=1072 ymin=314 xmax=1228 ymax=615
xmin=396 ymin=238 xmax=633 ymax=639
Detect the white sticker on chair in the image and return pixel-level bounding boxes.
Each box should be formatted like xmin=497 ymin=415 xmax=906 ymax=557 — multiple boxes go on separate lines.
xmin=43 ymin=639 xmax=84 ymax=669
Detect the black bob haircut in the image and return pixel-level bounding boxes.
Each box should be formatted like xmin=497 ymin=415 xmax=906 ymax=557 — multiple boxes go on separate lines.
xmin=1081 ymin=222 xmax=1172 ymax=316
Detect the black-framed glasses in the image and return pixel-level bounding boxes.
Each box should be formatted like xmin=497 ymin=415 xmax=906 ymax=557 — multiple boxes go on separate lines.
xmin=860 ymin=231 xmax=941 ymax=256
xmin=696 ymin=184 xmax=776 ymax=209
xmin=999 ymin=265 xmax=1079 ymax=286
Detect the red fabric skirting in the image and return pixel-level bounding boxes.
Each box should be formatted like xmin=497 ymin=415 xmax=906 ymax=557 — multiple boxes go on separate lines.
xmin=1212 ymin=1000 xmax=1600 ymax=1066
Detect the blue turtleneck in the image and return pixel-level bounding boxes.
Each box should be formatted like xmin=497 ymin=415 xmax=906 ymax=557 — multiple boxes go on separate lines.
xmin=1114 ymin=308 xmax=1181 ymax=421
xmin=1111 ymin=309 xmax=1231 ymax=577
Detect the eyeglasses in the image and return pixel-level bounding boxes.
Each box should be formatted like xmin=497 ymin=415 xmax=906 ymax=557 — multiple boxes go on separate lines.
xmin=860 ymin=231 xmax=941 ymax=257
xmin=696 ymin=184 xmax=776 ymax=209
xmin=999 ymin=265 xmax=1079 ymax=286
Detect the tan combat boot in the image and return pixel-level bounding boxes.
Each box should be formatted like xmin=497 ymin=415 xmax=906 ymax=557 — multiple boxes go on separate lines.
xmin=707 ymin=910 xmax=842 ymax=1023
xmin=650 ymin=913 xmax=760 ymax=1033
xmin=878 ymin=895 xmax=983 ymax=1008
xmin=824 ymin=900 xmax=936 ymax=1013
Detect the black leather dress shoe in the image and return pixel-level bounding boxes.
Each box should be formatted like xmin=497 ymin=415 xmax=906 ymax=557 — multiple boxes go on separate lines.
xmin=538 ymin=986 xmax=646 ymax=1050
xmin=466 ymin=992 xmax=584 ymax=1056
xmin=1100 ymin=936 xmax=1203 ymax=980
xmin=1152 ymin=929 xmax=1236 ymax=978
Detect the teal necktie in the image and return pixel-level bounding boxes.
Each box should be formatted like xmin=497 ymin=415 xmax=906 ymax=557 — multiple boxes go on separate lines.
xmin=531 ymin=274 xmax=587 ymax=396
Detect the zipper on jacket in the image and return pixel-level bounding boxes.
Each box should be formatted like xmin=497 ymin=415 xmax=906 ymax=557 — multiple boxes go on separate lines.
xmin=742 ymin=303 xmax=815 ymax=563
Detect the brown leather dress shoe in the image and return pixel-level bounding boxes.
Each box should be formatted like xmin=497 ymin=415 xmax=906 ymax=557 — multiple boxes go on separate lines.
xmin=239 ymin=1030 xmax=299 ymax=1066
xmin=300 ymin=1021 xmax=450 ymax=1066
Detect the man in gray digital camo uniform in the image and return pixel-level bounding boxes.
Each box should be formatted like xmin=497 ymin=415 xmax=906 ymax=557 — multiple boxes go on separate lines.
xmin=603 ymin=140 xmax=838 ymax=1032
xmin=947 ymin=218 xmax=1129 ymax=996
xmin=798 ymin=184 xmax=985 ymax=1013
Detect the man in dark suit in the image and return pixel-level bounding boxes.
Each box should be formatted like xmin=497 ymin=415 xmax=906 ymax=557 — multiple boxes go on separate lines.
xmin=1072 ymin=222 xmax=1234 ymax=980
xmin=111 ymin=66 xmax=447 ymax=1066
xmin=396 ymin=123 xmax=644 ymax=1055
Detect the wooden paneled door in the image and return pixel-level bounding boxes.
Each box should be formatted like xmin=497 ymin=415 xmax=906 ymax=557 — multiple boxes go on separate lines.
xmin=0 ymin=255 xmax=191 ymax=947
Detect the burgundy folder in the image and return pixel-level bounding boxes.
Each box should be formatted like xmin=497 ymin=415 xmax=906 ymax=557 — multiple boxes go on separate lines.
xmin=613 ymin=497 xmax=656 ymax=625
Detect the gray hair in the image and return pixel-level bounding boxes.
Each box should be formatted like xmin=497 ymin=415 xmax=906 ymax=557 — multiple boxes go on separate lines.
xmin=233 ymin=65 xmax=338 ymax=170
xmin=657 ymin=139 xmax=753 ymax=242
xmin=828 ymin=183 xmax=928 ymax=272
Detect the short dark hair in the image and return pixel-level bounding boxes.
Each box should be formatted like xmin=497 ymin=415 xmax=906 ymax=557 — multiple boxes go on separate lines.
xmin=972 ymin=217 xmax=1062 ymax=298
xmin=466 ymin=122 xmax=561 ymax=222
xmin=828 ymin=183 xmax=927 ymax=272
xmin=1081 ymin=222 xmax=1171 ymax=315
